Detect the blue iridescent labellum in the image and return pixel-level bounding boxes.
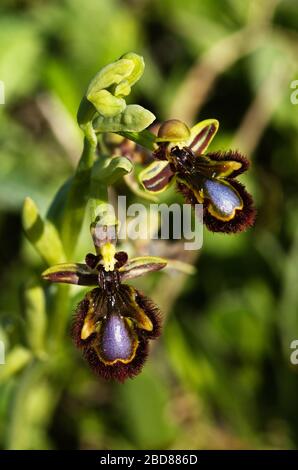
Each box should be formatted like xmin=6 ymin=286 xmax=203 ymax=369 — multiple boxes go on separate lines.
xmin=139 ymin=118 xmax=256 ymax=233
xmin=72 ymin=284 xmax=160 ymax=382
xmin=203 ymin=179 xmax=243 ymax=221
xmin=99 ymin=313 xmax=138 ymax=364
xmin=170 ymin=146 xmax=256 ymax=232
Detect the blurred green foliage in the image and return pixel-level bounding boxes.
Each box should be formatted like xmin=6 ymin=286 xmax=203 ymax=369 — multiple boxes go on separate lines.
xmin=0 ymin=0 xmax=298 ymax=450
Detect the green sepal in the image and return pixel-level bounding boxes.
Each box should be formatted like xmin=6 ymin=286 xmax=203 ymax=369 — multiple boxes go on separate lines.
xmin=187 ymin=119 xmax=219 ymax=155
xmin=119 ymin=256 xmax=167 ymax=281
xmin=139 ymin=161 xmax=174 ymax=193
xmin=165 ymin=260 xmax=196 ymax=275
xmin=124 ymin=171 xmax=159 ymax=202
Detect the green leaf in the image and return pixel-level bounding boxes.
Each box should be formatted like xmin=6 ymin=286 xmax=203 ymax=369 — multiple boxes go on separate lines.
xmin=24 ymin=282 xmax=47 ymax=357
xmin=22 ymin=197 xmax=66 ymax=266
xmin=46 ymin=177 xmax=72 ymax=230
xmin=0 ymin=347 xmax=32 ymax=384
xmin=0 ymin=18 xmax=41 ymax=101
xmin=117 ymin=367 xmax=177 ymax=448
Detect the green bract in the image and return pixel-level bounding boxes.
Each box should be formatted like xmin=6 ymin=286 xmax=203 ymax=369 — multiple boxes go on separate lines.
xmin=93 ymin=105 xmax=155 ymax=133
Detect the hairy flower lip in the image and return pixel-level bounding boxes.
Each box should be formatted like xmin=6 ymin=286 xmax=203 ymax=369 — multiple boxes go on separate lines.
xmin=139 ymin=118 xmax=256 ymax=234
xmin=71 ymin=286 xmax=161 ymax=382
xmin=177 ymin=178 xmax=256 ymax=233
xmin=43 ymin=239 xmax=166 ymax=381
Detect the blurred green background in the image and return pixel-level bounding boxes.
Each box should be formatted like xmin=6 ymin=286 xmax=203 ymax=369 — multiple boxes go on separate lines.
xmin=1 ymin=0 xmax=298 ymax=450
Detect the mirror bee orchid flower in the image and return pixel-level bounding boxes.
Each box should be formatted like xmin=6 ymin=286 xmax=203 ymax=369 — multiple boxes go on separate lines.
xmin=139 ymin=119 xmax=256 ymax=233
xmin=42 ymin=223 xmax=166 ymax=382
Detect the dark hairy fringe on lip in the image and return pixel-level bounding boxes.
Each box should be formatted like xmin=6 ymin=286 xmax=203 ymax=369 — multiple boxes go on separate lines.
xmin=71 ymin=288 xmax=162 ymax=382
xmin=205 ymin=150 xmax=250 ymax=178
xmin=83 ymin=335 xmax=149 ymax=382
xmin=177 ymin=180 xmax=256 ymax=234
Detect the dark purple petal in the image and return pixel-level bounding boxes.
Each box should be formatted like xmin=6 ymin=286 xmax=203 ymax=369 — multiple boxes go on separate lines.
xmin=85 ymin=253 xmax=100 ymax=269
xmin=115 ymin=251 xmax=129 ymax=268
xmin=42 ymin=263 xmax=98 ymax=286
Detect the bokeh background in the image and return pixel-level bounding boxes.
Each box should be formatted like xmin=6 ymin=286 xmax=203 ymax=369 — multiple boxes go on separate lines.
xmin=1 ymin=0 xmax=298 ymax=450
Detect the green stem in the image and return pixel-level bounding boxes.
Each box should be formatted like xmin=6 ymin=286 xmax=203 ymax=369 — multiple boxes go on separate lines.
xmin=89 ymin=173 xmax=109 ymax=218
xmin=79 ymin=134 xmax=97 ymax=170
xmin=60 ymin=135 xmax=97 ymax=258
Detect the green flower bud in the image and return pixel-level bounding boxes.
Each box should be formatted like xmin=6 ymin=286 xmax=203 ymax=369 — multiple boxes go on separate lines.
xmin=93 ymin=104 xmax=155 ymax=133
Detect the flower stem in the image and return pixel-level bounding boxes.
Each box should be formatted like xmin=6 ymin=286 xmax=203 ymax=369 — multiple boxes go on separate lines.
xmin=60 ymin=134 xmax=97 ymax=258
